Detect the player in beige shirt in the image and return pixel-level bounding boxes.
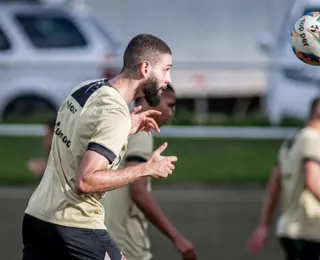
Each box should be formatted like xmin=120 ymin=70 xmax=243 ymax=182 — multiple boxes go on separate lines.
xmin=247 ymin=96 xmax=320 ymax=260
xmin=104 ymin=85 xmax=196 ymax=260
xmin=22 ymin=34 xmax=178 ymax=260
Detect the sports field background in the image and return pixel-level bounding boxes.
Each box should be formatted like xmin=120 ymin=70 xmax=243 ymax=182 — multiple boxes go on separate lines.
xmin=0 ymin=187 xmax=283 ymax=260
xmin=0 ymin=136 xmax=283 ymax=186
xmin=0 ymin=134 xmax=286 ymax=259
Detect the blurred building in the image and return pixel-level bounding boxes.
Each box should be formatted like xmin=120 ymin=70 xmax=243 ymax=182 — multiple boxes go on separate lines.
xmin=0 ymin=0 xmax=301 ymax=120
xmin=87 ymin=0 xmax=296 ymax=117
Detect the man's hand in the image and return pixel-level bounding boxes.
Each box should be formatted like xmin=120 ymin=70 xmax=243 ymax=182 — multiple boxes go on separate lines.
xmin=146 ymin=142 xmax=177 ymax=178
xmin=247 ymin=225 xmax=268 ymax=254
xmin=27 ymin=159 xmax=47 ymax=176
xmin=173 ymin=235 xmax=197 ymax=260
xmin=129 ymin=106 xmax=161 ymax=135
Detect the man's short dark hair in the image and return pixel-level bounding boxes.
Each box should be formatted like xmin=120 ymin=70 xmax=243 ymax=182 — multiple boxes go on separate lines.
xmin=122 ymin=34 xmax=171 ymax=71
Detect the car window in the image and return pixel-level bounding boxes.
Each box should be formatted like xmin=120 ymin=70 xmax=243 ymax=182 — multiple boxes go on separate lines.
xmin=15 ymin=14 xmax=87 ymax=48
xmin=0 ymin=26 xmax=11 ymax=51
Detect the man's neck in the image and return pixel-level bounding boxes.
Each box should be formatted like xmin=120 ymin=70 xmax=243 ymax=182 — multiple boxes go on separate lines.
xmin=108 ymin=74 xmax=140 ymax=104
xmin=306 ymin=119 xmax=320 ymax=132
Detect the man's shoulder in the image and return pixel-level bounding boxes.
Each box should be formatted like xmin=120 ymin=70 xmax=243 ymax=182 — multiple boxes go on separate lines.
xmin=89 ymin=86 xmax=129 ymax=117
xmin=300 ymin=127 xmax=320 ymax=141
xmin=67 ymin=79 xmax=129 ymax=119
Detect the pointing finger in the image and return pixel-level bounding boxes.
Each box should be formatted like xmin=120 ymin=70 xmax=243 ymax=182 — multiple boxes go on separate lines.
xmin=143 ymin=109 xmax=161 ymax=116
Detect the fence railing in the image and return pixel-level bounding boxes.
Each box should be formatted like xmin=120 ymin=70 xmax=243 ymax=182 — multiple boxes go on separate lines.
xmin=0 ymin=124 xmax=298 ymax=139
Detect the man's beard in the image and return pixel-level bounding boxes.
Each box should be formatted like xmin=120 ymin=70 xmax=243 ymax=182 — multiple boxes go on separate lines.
xmin=141 ymin=76 xmax=161 ymax=107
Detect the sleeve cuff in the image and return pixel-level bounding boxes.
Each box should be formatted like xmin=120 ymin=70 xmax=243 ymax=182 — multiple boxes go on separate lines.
xmin=126 ymin=155 xmax=147 ymax=163
xmin=87 ymin=142 xmax=116 ymax=163
xmin=303 ymin=156 xmax=320 ymax=164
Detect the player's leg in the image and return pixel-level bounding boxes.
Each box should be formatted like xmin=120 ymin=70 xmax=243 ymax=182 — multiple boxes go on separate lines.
xmin=299 ymin=239 xmax=320 ymax=260
xmin=278 ymin=237 xmax=299 ymax=260
xmin=55 ymin=225 xmax=126 ymax=260
xmin=22 ymin=214 xmax=125 ymax=260
xmin=92 ymin=229 xmax=126 ymax=260
xmin=22 ymin=214 xmax=53 ymax=260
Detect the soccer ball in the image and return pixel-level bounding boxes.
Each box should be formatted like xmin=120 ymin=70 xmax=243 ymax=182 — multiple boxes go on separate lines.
xmin=291 ymin=12 xmax=320 ymax=66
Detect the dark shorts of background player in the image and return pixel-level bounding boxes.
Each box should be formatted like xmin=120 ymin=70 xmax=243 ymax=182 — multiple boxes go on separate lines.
xmin=278 ymin=236 xmax=320 ymax=260
xmin=22 ymin=214 xmax=126 ymax=260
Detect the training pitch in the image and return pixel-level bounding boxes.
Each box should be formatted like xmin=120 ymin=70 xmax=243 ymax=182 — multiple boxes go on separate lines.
xmin=0 ymin=186 xmax=283 ymax=260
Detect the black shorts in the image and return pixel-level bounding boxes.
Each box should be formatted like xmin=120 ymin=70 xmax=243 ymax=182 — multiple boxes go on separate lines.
xmin=22 ymin=214 xmax=126 ymax=260
xmin=279 ymin=236 xmax=320 ymax=260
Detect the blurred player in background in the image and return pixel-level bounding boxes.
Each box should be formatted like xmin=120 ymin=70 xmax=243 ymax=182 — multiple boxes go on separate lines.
xmin=104 ymin=84 xmax=197 ymax=260
xmin=247 ymin=97 xmax=320 ymax=260
xmin=27 ymin=119 xmax=55 ymax=179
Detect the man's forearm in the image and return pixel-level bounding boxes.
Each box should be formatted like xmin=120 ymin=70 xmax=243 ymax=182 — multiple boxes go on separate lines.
xmin=77 ymin=163 xmax=150 ymax=194
xmin=304 ymin=160 xmax=320 ymax=200
xmin=28 ymin=159 xmax=47 ymax=176
xmin=132 ymin=189 xmax=181 ymax=241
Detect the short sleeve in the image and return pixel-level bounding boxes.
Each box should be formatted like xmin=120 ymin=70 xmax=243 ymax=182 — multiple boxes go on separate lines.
xmin=276 ymin=141 xmax=288 ymax=167
xmin=125 ymin=132 xmax=153 ymax=163
xmin=301 ymin=134 xmax=320 ymax=163
xmin=87 ymin=110 xmax=131 ymax=163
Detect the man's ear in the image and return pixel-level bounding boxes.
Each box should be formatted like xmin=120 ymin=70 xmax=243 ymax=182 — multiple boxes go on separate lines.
xmin=140 ymin=61 xmax=151 ymax=78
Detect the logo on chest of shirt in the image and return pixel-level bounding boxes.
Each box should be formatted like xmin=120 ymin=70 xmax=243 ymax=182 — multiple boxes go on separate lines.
xmin=54 ymin=121 xmax=71 ymax=148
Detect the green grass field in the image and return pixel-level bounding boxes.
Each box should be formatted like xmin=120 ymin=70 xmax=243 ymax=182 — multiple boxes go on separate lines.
xmin=153 ymin=137 xmax=282 ymax=185
xmin=0 ymin=136 xmax=283 ymax=186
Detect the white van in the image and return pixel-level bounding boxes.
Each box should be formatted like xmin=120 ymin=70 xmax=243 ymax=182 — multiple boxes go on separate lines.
xmin=259 ymin=0 xmax=320 ymax=125
xmin=0 ymin=2 xmax=122 ymax=121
